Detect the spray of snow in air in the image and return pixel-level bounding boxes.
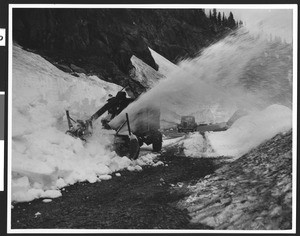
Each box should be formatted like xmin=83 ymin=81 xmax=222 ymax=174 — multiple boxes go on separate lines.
xmin=110 ymin=27 xmax=292 ymax=132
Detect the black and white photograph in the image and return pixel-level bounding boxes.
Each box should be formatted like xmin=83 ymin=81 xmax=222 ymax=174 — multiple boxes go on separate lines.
xmin=0 ymin=2 xmax=297 ymax=234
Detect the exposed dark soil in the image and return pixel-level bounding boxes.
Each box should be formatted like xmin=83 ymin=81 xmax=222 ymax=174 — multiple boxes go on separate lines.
xmin=11 ymin=149 xmax=215 ymax=229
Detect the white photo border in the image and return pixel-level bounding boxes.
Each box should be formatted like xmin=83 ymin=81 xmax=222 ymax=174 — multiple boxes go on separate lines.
xmin=7 ymin=3 xmax=298 ymax=234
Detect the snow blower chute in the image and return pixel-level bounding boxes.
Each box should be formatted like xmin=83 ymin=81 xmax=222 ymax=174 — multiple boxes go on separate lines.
xmin=65 ymin=89 xmax=132 ymax=142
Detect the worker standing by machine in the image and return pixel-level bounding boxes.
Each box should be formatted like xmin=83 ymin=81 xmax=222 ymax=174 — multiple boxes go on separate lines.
xmin=88 ymin=89 xmax=135 ymax=126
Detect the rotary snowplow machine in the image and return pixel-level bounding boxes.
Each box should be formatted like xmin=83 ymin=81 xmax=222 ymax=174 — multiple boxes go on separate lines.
xmin=65 ymin=91 xmax=162 ymax=160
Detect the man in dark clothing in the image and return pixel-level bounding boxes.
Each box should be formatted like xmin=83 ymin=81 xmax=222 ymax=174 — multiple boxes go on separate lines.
xmin=114 ymin=91 xmax=135 ymax=118
xmin=88 ymin=90 xmax=135 ymax=126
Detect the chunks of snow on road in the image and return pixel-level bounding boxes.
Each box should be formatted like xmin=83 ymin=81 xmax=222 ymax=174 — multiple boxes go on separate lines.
xmin=181 ymin=133 xmax=205 ymax=157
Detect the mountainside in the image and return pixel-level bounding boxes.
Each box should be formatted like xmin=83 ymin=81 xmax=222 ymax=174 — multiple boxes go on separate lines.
xmin=13 ymin=8 xmax=229 ymax=93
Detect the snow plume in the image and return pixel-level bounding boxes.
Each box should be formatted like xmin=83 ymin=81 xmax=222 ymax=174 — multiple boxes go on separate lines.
xmin=11 ymin=45 xmax=159 ymax=202
xmin=111 ymin=28 xmax=292 ymax=131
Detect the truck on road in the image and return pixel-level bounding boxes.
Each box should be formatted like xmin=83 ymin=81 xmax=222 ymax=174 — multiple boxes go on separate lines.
xmin=177 ymin=116 xmax=197 ymax=133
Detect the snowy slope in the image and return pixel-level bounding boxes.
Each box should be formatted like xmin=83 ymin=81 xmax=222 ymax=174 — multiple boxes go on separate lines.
xmin=205 ymin=104 xmax=292 ymax=158
xmin=149 ymin=47 xmax=179 ymax=77
xmin=130 ymin=55 xmax=164 ymax=89
xmin=11 ymin=45 xmax=160 ymax=202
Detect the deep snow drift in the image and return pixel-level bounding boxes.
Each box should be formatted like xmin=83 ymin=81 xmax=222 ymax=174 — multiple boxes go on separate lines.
xmin=11 ymin=45 xmax=162 ymax=202
xmin=205 ymin=104 xmax=292 ymax=158
xmin=178 ymin=104 xmax=292 ymax=159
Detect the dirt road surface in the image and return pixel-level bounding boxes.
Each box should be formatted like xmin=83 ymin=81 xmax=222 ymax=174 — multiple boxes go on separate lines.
xmin=11 ymin=146 xmax=216 ymax=229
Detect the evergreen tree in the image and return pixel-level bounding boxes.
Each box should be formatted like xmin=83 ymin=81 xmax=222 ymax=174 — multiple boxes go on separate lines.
xmin=227 ymin=11 xmax=236 ymax=29
xmin=212 ymin=9 xmax=217 ymax=23
xmin=222 ymin=12 xmax=227 ymax=26
xmin=209 ymin=10 xmax=212 ymax=20
xmin=217 ymin=12 xmax=222 ymax=25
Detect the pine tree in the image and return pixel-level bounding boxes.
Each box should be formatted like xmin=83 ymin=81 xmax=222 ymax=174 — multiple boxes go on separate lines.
xmin=209 ymin=10 xmax=212 ymax=20
xmin=227 ymin=11 xmax=236 ymax=29
xmin=217 ymin=12 xmax=222 ymax=25
xmin=212 ymin=9 xmax=217 ymax=23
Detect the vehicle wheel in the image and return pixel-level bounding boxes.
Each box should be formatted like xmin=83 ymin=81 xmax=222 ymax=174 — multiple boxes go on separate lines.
xmin=152 ymin=131 xmax=163 ymax=152
xmin=129 ymin=136 xmax=140 ymax=160
xmin=114 ymin=135 xmax=140 ymax=160
xmin=114 ymin=143 xmax=128 ymax=158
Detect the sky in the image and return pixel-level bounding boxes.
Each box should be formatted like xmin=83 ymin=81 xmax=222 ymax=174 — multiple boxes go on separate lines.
xmin=208 ymin=8 xmax=293 ymax=43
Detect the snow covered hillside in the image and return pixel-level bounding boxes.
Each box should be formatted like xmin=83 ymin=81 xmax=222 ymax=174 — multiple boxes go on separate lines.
xmin=11 ymin=45 xmax=161 ymax=202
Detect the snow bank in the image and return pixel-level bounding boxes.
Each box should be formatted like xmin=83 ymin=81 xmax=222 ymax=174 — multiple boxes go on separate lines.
xmin=181 ymin=133 xmax=205 ymax=157
xmin=179 ymin=105 xmax=292 ymax=159
xmin=11 ymin=45 xmax=160 ymax=202
xmin=206 ymin=104 xmax=292 ymax=158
